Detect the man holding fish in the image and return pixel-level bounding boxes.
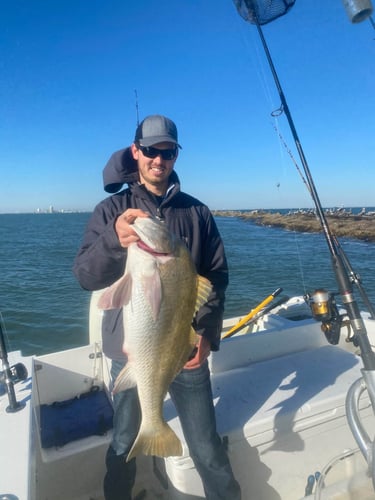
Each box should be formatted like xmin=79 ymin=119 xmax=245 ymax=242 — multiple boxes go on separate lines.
xmin=73 ymin=115 xmax=241 ymax=499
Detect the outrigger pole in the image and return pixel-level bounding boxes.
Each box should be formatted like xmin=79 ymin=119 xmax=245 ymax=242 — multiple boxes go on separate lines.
xmin=233 ymin=0 xmax=375 ymax=371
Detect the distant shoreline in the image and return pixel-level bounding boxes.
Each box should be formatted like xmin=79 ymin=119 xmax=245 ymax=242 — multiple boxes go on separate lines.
xmin=212 ymin=209 xmax=375 ymax=243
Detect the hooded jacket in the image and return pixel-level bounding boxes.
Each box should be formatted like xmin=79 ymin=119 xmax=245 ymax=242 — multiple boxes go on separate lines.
xmin=73 ymin=153 xmax=228 ymax=359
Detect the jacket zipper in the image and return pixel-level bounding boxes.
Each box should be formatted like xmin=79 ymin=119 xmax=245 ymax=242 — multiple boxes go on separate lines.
xmin=156 ymin=206 xmax=165 ymax=222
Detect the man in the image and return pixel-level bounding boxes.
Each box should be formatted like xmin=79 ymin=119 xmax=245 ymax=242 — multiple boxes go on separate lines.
xmin=73 ymin=114 xmax=241 ymax=499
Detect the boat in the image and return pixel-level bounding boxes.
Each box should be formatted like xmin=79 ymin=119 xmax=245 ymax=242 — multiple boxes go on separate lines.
xmin=2 ymin=1 xmax=375 ymax=499
xmin=2 ymin=290 xmax=375 ymax=500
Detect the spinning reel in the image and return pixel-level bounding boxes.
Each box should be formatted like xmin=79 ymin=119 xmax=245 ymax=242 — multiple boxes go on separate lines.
xmin=305 ymin=289 xmax=353 ymax=346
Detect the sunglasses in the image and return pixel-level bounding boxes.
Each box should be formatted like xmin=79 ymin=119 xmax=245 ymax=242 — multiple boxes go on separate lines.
xmin=138 ymin=145 xmax=178 ymax=161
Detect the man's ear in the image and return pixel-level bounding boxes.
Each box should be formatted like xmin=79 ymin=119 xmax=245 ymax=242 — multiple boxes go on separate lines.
xmin=131 ymin=143 xmax=139 ymax=160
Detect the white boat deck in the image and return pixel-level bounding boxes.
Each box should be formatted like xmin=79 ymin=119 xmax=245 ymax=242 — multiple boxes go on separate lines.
xmin=2 ymin=299 xmax=375 ymax=499
xmin=0 ymin=353 xmax=33 ymax=500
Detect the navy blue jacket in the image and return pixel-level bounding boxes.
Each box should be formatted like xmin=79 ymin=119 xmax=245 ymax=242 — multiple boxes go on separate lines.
xmin=73 ymin=170 xmax=228 ymax=358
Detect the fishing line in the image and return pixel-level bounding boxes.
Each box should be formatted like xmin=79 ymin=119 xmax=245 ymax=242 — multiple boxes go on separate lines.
xmin=237 ymin=13 xmax=300 ymax=192
xmin=290 ymin=230 xmax=307 ymax=295
xmin=238 ymin=20 xmax=293 ymax=198
xmin=238 ymin=55 xmax=314 ymax=294
xmin=271 ymin=116 xmax=299 ymax=198
xmin=270 ymin=121 xmax=311 ymax=196
xmin=268 ymin=120 xmax=314 ymax=293
xmin=272 ymin=122 xmax=375 ymax=319
xmin=236 ymin=17 xmax=279 ymax=118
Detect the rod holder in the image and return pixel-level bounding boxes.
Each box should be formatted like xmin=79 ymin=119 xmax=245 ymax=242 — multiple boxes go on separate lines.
xmin=0 ymin=321 xmax=27 ymax=413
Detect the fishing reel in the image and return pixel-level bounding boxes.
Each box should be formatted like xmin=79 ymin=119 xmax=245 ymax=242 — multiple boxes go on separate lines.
xmin=305 ymin=289 xmax=343 ymax=345
xmin=0 ymin=362 xmax=28 ymax=386
xmin=0 ymin=361 xmax=28 ymax=412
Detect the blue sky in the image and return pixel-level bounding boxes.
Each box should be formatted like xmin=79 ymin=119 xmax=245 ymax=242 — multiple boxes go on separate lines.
xmin=1 ymin=0 xmax=374 ymax=213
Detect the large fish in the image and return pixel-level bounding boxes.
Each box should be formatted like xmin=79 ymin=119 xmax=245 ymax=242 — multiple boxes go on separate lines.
xmin=98 ymin=216 xmax=212 ymax=461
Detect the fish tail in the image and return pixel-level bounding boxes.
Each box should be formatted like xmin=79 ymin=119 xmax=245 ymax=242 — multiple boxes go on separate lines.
xmin=127 ymin=422 xmax=182 ymax=461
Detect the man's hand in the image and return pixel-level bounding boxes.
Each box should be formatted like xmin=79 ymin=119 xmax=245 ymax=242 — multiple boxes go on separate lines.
xmin=115 ymin=209 xmax=149 ymax=248
xmin=184 ymin=336 xmax=211 ymax=370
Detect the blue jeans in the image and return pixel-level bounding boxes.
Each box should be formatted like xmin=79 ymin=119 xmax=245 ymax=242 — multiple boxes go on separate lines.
xmin=106 ymin=359 xmax=241 ymax=500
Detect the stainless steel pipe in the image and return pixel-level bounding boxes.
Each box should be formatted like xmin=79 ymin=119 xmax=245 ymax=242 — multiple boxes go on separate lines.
xmin=342 ymin=0 xmax=373 ymax=23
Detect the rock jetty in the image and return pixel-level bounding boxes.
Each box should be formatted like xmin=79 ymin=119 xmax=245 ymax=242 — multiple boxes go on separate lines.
xmin=212 ymin=209 xmax=375 ymax=243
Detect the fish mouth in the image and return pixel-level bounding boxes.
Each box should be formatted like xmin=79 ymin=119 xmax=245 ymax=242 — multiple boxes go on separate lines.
xmin=132 ymin=217 xmax=175 ymax=254
xmin=137 ymin=240 xmax=171 ymax=256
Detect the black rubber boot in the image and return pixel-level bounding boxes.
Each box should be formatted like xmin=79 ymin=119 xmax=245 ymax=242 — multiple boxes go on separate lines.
xmin=103 ymin=446 xmax=136 ymax=500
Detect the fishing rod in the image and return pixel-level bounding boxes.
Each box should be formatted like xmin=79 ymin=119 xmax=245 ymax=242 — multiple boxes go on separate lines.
xmin=223 ymin=295 xmax=290 ymax=338
xmin=233 ymin=0 xmax=375 ymax=370
xmin=223 ymin=287 xmax=283 ymax=338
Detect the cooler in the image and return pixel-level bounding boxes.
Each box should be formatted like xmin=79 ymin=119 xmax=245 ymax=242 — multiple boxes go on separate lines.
xmin=162 ymin=345 xmax=375 ymax=500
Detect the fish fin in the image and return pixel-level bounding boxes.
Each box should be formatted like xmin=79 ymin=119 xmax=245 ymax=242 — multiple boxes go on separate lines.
xmin=113 ymin=364 xmax=137 ymax=393
xmin=189 ymin=326 xmax=199 ymax=348
xmin=141 ymin=270 xmax=162 ymax=321
xmin=194 ymin=275 xmax=213 ymax=314
xmin=127 ymin=422 xmax=182 ymax=461
xmin=98 ymin=274 xmax=132 ymax=310
xmin=171 ymin=326 xmax=198 ymax=380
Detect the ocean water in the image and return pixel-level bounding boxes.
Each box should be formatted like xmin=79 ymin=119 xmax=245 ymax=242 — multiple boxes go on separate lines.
xmin=1 ymin=212 xmax=375 ymax=357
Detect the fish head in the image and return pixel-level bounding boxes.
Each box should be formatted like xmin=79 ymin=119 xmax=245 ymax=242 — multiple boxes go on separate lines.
xmin=132 ymin=216 xmax=176 ymax=255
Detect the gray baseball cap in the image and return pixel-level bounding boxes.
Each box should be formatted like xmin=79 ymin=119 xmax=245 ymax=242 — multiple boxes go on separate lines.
xmin=134 ymin=115 xmax=181 ymax=148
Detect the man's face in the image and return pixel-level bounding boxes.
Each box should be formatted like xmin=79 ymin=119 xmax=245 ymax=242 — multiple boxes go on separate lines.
xmin=132 ymin=141 xmax=178 ymax=194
